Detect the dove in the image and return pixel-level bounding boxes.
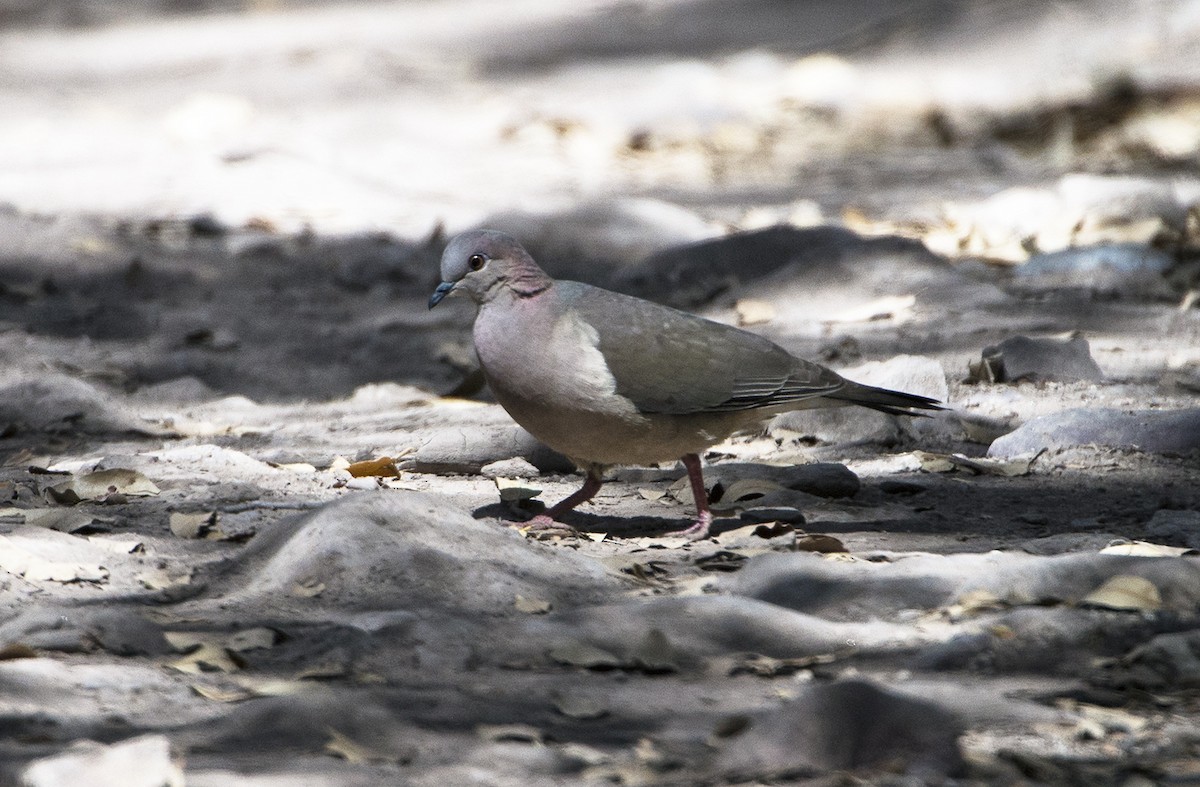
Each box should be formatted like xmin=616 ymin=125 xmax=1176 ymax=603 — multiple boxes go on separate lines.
xmin=429 ymin=230 xmax=942 ymax=538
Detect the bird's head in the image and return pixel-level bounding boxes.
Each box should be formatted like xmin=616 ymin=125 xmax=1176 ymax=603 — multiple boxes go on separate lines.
xmin=428 ymin=230 xmax=547 ymax=309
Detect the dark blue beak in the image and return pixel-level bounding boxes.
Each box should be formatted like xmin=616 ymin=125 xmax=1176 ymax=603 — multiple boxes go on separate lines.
xmin=428 ymin=281 xmax=456 ymax=309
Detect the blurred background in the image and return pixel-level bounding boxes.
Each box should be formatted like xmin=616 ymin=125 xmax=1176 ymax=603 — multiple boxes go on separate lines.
xmin=2 ymin=0 xmax=1198 ymax=238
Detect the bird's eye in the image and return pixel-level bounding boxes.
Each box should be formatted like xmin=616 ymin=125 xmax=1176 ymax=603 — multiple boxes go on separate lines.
xmin=468 ymin=254 xmax=486 ymax=271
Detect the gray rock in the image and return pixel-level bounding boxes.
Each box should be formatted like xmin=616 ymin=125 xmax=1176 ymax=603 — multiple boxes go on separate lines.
xmin=229 ymin=491 xmax=614 ymax=615
xmin=988 ymin=407 xmax=1200 ymax=457
xmin=770 ymin=356 xmax=950 ymax=445
xmin=714 ymin=680 xmax=965 ymax=780
xmin=1144 ymin=510 xmax=1200 ymax=550
xmin=1013 ymin=244 xmax=1174 ymax=298
xmin=410 ymin=425 xmax=574 ymax=474
xmin=705 ymin=462 xmax=860 ymax=499
xmin=974 ymin=335 xmax=1104 ymax=383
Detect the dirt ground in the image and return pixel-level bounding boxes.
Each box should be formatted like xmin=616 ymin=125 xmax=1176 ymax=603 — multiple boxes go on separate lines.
xmin=2 ymin=1 xmax=1200 ymax=785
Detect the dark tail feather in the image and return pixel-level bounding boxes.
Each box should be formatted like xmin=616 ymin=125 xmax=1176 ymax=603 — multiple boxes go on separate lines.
xmin=829 ymin=382 xmax=945 ymax=417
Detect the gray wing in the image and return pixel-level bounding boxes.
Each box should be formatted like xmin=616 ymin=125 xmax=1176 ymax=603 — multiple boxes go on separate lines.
xmin=559 ymin=281 xmax=845 ymax=415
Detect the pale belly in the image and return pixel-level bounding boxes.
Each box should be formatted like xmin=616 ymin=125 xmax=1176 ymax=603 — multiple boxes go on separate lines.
xmin=487 ymin=381 xmax=757 ymax=467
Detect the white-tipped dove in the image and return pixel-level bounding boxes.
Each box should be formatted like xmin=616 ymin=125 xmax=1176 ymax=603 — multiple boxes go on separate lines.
xmin=429 ymin=230 xmax=942 ymax=538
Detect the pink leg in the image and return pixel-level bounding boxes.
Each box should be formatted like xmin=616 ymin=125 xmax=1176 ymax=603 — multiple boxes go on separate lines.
xmin=523 ymin=471 xmax=603 ymax=531
xmin=667 ymin=453 xmax=713 ymax=540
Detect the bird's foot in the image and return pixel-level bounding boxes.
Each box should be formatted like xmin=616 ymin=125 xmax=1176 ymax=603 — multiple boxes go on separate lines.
xmin=518 ymin=514 xmax=581 ymax=540
xmin=666 ymin=511 xmax=713 ymax=541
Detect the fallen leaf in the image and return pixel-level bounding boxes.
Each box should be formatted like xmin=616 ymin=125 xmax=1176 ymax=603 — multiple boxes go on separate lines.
xmin=1081 ymin=575 xmax=1162 ymax=611
xmin=549 ymin=640 xmax=623 ymax=669
xmin=552 ymin=691 xmax=609 ymax=720
xmin=233 ymin=676 xmax=315 ymax=697
xmin=477 ymin=724 xmax=544 ymax=744
xmin=1100 ymin=541 xmax=1198 ymax=557
xmin=346 ymin=457 xmax=400 ymax=478
xmin=946 ymin=454 xmax=1033 ymax=477
xmin=169 ymin=512 xmax=216 ymax=539
xmin=794 ymin=533 xmax=847 ymax=553
xmin=728 ymin=650 xmax=852 ymax=677
xmin=190 ymin=682 xmax=254 ymax=703
xmin=324 ymin=728 xmax=401 ymax=763
xmin=637 ymin=488 xmax=666 ymax=501
xmin=46 ymin=469 xmax=160 ymax=505
xmin=297 ymin=661 xmax=349 ymax=680
xmin=915 ymin=452 xmax=955 ymax=473
xmin=495 ymin=477 xmax=541 ymax=502
xmin=717 ymin=478 xmax=787 ymax=503
xmin=735 ymin=298 xmax=776 ymax=326
xmin=291 ymin=578 xmax=326 ymax=597
xmin=167 ymin=642 xmax=243 ymax=674
xmin=0 ymin=643 xmax=38 ymax=661
xmin=514 ymin=594 xmax=552 ymax=614
xmin=944 ymin=588 xmax=1005 ymax=619
xmin=21 ymin=509 xmax=108 ymax=533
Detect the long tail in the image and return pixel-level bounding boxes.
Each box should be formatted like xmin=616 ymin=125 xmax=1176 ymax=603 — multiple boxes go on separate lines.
xmin=828 ymin=381 xmax=945 ymax=417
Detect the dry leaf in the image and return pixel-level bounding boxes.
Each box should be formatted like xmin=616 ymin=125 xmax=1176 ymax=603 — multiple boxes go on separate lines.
xmin=22 ymin=509 xmax=107 ymax=533
xmin=915 ymin=452 xmax=955 ymax=473
xmin=169 ymin=512 xmax=216 ymax=539
xmin=946 ymin=454 xmax=1033 ymax=477
xmin=637 ymin=488 xmax=666 ymax=501
xmin=297 ymin=661 xmax=349 ymax=680
xmin=794 ymin=533 xmax=847 ymax=553
xmin=477 ymin=724 xmax=544 ymax=744
xmin=552 ymin=691 xmax=609 ymax=720
xmin=944 ymin=588 xmax=1005 ymax=619
xmin=291 ymin=578 xmax=326 ymax=597
xmin=514 ymin=594 xmax=552 ymax=614
xmin=718 ymin=478 xmax=787 ymax=503
xmin=549 ymin=640 xmax=623 ymax=669
xmin=1100 ymin=541 xmax=1198 ymax=557
xmin=346 ymin=457 xmax=400 ymax=478
xmin=1081 ymin=575 xmax=1162 ymax=611
xmin=324 ymin=728 xmax=400 ymax=763
xmin=190 ymin=682 xmax=254 ymax=703
xmin=167 ymin=642 xmax=243 ymax=674
xmin=495 ymin=477 xmax=541 ymax=502
xmin=0 ymin=643 xmax=37 ymax=661
xmin=735 ymin=299 xmax=776 ymax=326
xmin=46 ymin=469 xmax=160 ymax=505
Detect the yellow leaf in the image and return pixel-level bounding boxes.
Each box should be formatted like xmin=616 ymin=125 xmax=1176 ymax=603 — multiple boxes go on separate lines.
xmin=514 ymin=595 xmax=552 ymax=614
xmin=346 ymin=457 xmax=400 ymax=478
xmin=1081 ymin=575 xmax=1162 ymax=611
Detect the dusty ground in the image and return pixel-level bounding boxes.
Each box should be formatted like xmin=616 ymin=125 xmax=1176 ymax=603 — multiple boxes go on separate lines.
xmin=3 ymin=1 xmax=1200 ymax=784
